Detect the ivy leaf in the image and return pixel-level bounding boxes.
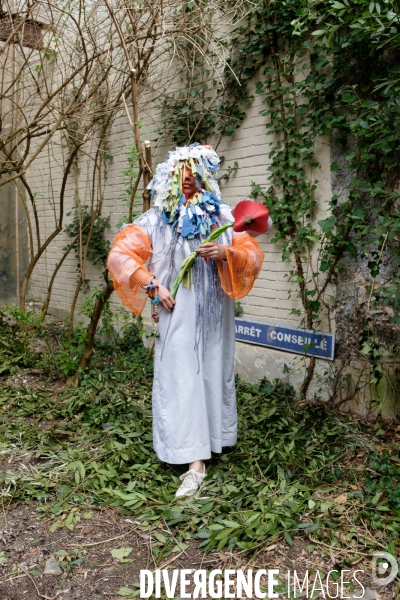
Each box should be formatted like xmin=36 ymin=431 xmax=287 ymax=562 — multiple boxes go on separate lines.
xmin=318 ymin=216 xmax=336 ymax=233
xmin=368 ymin=260 xmax=380 ymax=278
xmin=320 ymin=260 xmax=330 ymax=272
xmin=346 ymin=243 xmax=357 ymax=255
xmin=361 ymin=344 xmax=372 ymax=355
xmin=341 ymin=91 xmax=357 ymax=103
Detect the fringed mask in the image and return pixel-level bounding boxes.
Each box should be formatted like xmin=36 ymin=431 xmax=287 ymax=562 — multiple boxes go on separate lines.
xmin=148 ymin=143 xmax=223 ymax=239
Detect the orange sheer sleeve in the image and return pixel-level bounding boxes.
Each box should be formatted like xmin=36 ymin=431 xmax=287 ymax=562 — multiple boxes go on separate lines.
xmin=217 ymin=232 xmax=264 ymax=299
xmin=107 ymin=225 xmax=153 ymax=316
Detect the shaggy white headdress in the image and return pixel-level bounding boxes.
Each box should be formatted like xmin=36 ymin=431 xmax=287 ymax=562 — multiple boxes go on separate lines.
xmin=148 ymin=143 xmax=222 ymax=210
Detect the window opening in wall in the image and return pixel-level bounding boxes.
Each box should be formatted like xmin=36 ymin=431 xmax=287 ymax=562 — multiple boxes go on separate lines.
xmin=0 ymin=12 xmax=44 ymax=48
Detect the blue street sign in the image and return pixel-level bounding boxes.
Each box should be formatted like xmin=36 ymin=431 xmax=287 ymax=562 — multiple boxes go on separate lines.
xmin=235 ymin=318 xmax=335 ymax=361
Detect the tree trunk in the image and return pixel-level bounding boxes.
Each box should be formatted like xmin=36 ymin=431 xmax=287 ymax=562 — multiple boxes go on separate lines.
xmin=66 ymin=272 xmax=114 ymax=387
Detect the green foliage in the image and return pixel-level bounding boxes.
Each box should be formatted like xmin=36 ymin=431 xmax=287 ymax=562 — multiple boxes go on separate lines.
xmin=38 ymin=317 xmax=89 ymax=379
xmin=157 ymin=80 xmax=217 ymax=146
xmin=110 ymin=547 xmax=133 ymax=563
xmin=37 ymin=300 xmax=150 ymax=380
xmin=64 ymin=205 xmax=111 ymax=269
xmin=1 ymin=372 xmax=398 ymax=557
xmin=218 ymin=161 xmax=239 ymax=185
xmin=121 ymin=145 xmax=139 ymax=200
xmin=365 ymin=450 xmax=400 ymax=518
xmin=157 ymin=0 xmax=400 ymax=403
xmin=155 ymin=2 xmax=218 ymax=145
xmin=2 ymin=1 xmax=400 ymax=565
xmin=234 ymin=301 xmax=244 ymax=317
xmin=116 ymin=144 xmax=141 ymax=229
xmin=93 ymin=312 xmax=153 ymax=382
xmin=155 ymin=1 xmax=273 ymax=144
xmin=173 ymin=2 xmax=400 ymax=406
xmin=0 ymin=312 xmax=399 ymax=557
xmin=0 ymin=306 xmax=41 ymax=376
xmin=249 ymin=0 xmax=400 ymax=326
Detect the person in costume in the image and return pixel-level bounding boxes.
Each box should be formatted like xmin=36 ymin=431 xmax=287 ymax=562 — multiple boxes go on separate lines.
xmin=107 ymin=143 xmax=271 ymax=498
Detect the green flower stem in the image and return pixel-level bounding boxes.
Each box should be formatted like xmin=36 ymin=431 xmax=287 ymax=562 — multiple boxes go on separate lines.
xmin=171 ymin=222 xmax=234 ymax=298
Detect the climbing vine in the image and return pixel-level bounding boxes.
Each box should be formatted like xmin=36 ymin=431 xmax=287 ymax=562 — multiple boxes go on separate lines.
xmin=158 ymin=0 xmax=400 ymax=409
xmin=251 ymin=0 xmax=400 ymax=405
xmin=64 ymin=206 xmax=111 ymax=274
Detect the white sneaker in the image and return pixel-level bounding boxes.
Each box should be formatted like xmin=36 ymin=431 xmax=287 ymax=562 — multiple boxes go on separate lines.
xmin=175 ymin=469 xmax=207 ymax=498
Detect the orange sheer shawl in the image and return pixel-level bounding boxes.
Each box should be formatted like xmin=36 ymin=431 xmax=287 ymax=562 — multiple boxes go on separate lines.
xmin=107 ymin=225 xmax=153 ymax=317
xmin=108 ymin=226 xmax=264 ymax=315
xmin=217 ymin=232 xmax=264 ymax=299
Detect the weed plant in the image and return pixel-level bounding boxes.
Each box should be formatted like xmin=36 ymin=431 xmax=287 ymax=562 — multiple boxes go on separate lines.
xmin=0 ymin=306 xmax=41 ymax=376
xmin=34 ymin=300 xmax=152 ymax=381
xmin=0 ymin=308 xmax=399 ymax=561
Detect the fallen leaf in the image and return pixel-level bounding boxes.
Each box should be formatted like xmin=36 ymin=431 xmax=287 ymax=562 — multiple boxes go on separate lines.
xmin=333 ymin=493 xmax=347 ymax=504
xmin=218 ymin=552 xmax=228 ymax=563
xmin=81 ymin=526 xmax=94 ymax=535
xmin=111 ymin=547 xmax=133 ymax=563
xmin=43 ymin=556 xmax=62 ymax=575
xmin=349 ymin=484 xmax=358 ymax=491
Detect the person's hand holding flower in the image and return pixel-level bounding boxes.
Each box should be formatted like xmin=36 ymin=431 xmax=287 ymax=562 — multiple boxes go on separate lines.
xmin=172 ymin=199 xmax=272 ymax=298
xmin=197 ymin=243 xmax=227 ymax=260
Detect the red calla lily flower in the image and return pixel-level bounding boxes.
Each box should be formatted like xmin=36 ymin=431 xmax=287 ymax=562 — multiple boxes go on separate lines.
xmin=232 ymin=199 xmax=270 ymax=237
xmin=171 ymin=198 xmax=272 ymax=297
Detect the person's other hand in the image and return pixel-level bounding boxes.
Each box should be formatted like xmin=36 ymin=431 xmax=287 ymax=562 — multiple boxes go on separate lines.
xmin=158 ymin=283 xmax=176 ymax=312
xmin=197 ymin=242 xmax=226 ymax=260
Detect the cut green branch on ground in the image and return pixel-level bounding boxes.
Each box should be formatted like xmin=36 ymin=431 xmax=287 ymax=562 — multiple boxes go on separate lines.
xmin=0 ymin=309 xmax=399 ymax=563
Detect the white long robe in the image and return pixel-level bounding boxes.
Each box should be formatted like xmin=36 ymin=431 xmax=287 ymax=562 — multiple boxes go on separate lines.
xmin=108 ymin=203 xmax=264 ymax=465
xmin=137 ymin=204 xmax=237 ymax=464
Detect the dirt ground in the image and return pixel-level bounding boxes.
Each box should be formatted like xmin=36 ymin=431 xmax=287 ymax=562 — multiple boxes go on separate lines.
xmin=0 ymin=502 xmax=396 ymax=599
xmin=1 ymin=328 xmax=398 ymax=599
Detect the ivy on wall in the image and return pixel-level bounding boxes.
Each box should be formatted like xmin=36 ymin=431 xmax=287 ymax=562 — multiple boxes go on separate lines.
xmin=158 ymin=0 xmax=400 ymax=408
xmin=64 ymin=206 xmax=110 ymax=272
